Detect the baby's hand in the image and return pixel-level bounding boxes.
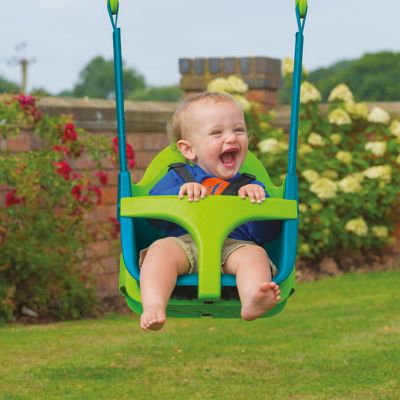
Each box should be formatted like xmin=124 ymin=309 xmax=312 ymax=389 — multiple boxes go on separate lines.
xmin=179 ymin=182 xmax=207 ymax=202
xmin=238 ymin=184 xmax=266 ymax=203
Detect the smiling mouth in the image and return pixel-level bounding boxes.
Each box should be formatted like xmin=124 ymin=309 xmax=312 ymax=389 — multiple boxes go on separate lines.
xmin=220 ymin=149 xmax=239 ymax=168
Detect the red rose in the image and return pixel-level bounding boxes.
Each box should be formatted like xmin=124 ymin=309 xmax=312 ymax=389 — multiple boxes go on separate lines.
xmin=71 ymin=184 xmax=83 ymax=201
xmin=89 ymin=185 xmax=102 ymax=205
xmin=5 ymin=189 xmax=22 ymax=207
xmin=54 ymin=161 xmax=73 ymax=180
xmin=109 ymin=217 xmax=120 ymax=239
xmin=95 ymin=171 xmax=108 ymax=186
xmin=63 ymin=123 xmax=78 ymax=142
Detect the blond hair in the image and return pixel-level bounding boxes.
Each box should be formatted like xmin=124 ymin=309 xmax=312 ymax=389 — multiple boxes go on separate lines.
xmin=167 ymin=91 xmax=237 ymax=143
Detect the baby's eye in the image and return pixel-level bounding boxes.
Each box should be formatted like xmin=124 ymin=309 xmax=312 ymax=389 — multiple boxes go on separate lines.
xmin=235 ymin=127 xmax=246 ymax=134
xmin=210 ymin=130 xmax=222 ymax=136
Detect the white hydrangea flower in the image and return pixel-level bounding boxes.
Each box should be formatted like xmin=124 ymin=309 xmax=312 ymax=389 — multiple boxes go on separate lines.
xmin=307 ymin=132 xmax=325 ymax=146
xmin=365 ymin=141 xmax=387 ymax=157
xmin=330 ymin=133 xmax=342 ymax=145
xmin=310 ymin=178 xmax=338 ymax=200
xmin=299 ymin=203 xmax=308 ymax=212
xmin=300 ymin=243 xmax=311 ymax=254
xmin=363 ymin=165 xmax=392 ymax=182
xmin=259 ymin=121 xmax=270 ymax=131
xmin=328 ymin=84 xmax=354 ymax=103
xmin=345 ymin=218 xmax=368 ymax=237
xmin=389 ymin=120 xmax=400 ymax=137
xmin=367 ymin=107 xmax=390 ymax=124
xmin=345 ymin=102 xmax=369 ymax=119
xmin=371 ymin=226 xmax=389 ymax=238
xmin=299 ymin=144 xmax=313 ymax=155
xmin=300 ymin=82 xmax=321 ymax=104
xmin=349 ymin=172 xmax=365 ymax=182
xmin=282 ymin=57 xmax=294 ymax=77
xmin=328 ymin=108 xmax=352 ymax=126
xmin=207 ymin=77 xmax=231 ymax=93
xmin=311 ymin=203 xmax=323 ymax=211
xmin=232 ymin=94 xmax=251 ymax=111
xmin=322 ymin=170 xmax=338 ymax=179
xmin=257 ymin=138 xmax=287 ymax=154
xmin=338 ymin=176 xmax=362 ymax=193
xmin=302 ymin=169 xmax=320 ymax=183
xmin=336 ymin=151 xmax=353 ymax=165
xmin=227 ymin=75 xmax=248 ymax=94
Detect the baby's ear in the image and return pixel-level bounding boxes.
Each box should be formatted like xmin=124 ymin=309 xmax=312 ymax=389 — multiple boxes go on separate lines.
xmin=177 ymin=139 xmax=196 ymax=162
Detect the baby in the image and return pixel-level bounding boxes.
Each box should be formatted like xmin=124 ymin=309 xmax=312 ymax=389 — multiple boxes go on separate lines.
xmin=139 ymin=92 xmax=281 ymax=330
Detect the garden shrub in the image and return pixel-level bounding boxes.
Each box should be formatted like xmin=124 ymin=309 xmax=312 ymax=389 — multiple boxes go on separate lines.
xmin=207 ymin=75 xmax=400 ymax=264
xmin=0 ymin=95 xmax=117 ymax=322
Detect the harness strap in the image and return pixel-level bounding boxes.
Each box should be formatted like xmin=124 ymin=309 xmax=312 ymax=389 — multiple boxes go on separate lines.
xmin=169 ymin=162 xmax=196 ymax=183
xmin=169 ymin=163 xmax=256 ymax=195
xmin=221 ymin=173 xmax=255 ymax=195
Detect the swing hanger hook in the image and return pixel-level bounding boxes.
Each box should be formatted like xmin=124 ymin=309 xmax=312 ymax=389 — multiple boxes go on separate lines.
xmin=107 ymin=0 xmax=120 ymax=29
xmin=295 ymin=0 xmax=308 ymax=32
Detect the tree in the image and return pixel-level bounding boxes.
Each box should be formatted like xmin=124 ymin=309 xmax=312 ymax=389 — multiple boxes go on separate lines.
xmin=0 ymin=75 xmax=19 ymax=94
xmin=72 ymin=56 xmax=146 ymax=99
xmin=279 ymin=52 xmax=400 ymax=103
xmin=128 ymin=85 xmax=182 ymax=102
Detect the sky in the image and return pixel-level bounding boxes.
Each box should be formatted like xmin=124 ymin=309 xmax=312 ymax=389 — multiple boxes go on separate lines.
xmin=1 ymin=0 xmax=399 ymax=94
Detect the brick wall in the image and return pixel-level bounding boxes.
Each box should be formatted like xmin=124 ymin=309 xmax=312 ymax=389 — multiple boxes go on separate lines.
xmin=179 ymin=56 xmax=281 ymax=110
xmin=2 ymin=97 xmax=399 ymax=304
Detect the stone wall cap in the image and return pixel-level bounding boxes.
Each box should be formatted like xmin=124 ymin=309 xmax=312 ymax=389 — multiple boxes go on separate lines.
xmin=39 ymin=97 xmax=178 ymax=113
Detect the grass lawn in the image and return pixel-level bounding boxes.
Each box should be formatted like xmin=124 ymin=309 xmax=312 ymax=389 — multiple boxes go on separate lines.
xmin=0 ymin=270 xmax=399 ymax=400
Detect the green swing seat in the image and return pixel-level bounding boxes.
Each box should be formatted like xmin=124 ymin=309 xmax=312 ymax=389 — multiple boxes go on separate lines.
xmin=119 ymin=146 xmax=298 ymax=318
xmin=108 ymin=0 xmax=308 ymax=319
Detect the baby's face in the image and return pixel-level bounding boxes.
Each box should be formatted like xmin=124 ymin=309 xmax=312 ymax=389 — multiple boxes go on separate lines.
xmin=179 ymin=98 xmax=248 ymax=180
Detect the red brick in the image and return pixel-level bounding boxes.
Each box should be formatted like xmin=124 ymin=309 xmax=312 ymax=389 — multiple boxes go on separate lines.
xmin=95 ymin=273 xmax=119 ymax=297
xmin=73 ymin=154 xmax=96 ymax=170
xmin=106 ymin=170 xmax=119 ymax=186
xmin=86 ymin=239 xmax=111 ymax=259
xmin=247 ymin=90 xmax=279 ymax=108
xmin=128 ymin=132 xmax=169 ymax=151
xmin=6 ymin=133 xmax=31 ymax=152
xmin=135 ymin=151 xmax=159 ymax=169
xmin=132 ymin=169 xmax=145 ymax=183
xmin=100 ymin=186 xmax=117 ymax=205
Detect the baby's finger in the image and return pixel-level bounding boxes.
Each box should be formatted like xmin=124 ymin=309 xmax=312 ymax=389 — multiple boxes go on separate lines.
xmin=247 ymin=188 xmax=257 ymax=203
xmin=255 ymin=187 xmax=265 ymax=203
xmin=200 ymin=185 xmax=208 ymax=199
xmin=179 ymin=185 xmax=187 ymax=199
xmin=238 ymin=188 xmax=246 ymax=199
xmin=193 ymin=185 xmax=201 ymax=201
xmin=186 ymin=185 xmax=195 ymax=201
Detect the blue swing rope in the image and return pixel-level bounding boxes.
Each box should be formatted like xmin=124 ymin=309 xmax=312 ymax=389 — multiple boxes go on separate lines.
xmin=108 ymin=2 xmax=137 ymax=280
xmin=287 ymin=5 xmax=307 ymax=180
xmin=273 ymin=3 xmax=307 ymax=285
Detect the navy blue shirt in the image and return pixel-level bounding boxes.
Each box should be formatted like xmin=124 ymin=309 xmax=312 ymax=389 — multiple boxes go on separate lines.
xmin=149 ymin=164 xmax=281 ymax=244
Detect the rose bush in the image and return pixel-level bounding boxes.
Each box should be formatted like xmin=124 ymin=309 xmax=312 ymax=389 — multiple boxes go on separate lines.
xmin=0 ymin=95 xmax=121 ymax=322
xmin=207 ymin=75 xmax=400 ymax=264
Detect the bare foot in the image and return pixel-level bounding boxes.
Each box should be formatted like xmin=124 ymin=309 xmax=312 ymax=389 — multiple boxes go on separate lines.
xmin=241 ymin=282 xmax=281 ymax=321
xmin=140 ymin=307 xmax=166 ymax=331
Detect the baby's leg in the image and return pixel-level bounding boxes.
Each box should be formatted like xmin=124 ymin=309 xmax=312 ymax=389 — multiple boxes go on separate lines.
xmin=223 ymin=245 xmax=281 ymax=321
xmin=140 ymin=238 xmax=190 ymax=330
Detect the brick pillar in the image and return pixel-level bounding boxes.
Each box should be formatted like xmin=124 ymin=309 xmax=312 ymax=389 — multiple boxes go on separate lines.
xmin=179 ymin=57 xmax=281 ymax=110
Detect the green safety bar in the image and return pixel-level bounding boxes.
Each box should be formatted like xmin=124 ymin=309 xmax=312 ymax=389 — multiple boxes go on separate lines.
xmin=121 ymin=196 xmax=297 ymax=300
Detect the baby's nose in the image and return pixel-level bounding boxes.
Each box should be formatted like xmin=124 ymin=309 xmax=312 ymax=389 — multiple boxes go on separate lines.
xmin=225 ymin=131 xmax=237 ymax=142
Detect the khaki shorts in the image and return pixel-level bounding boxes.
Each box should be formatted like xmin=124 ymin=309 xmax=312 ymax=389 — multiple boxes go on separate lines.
xmin=139 ymin=234 xmax=277 ymax=276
